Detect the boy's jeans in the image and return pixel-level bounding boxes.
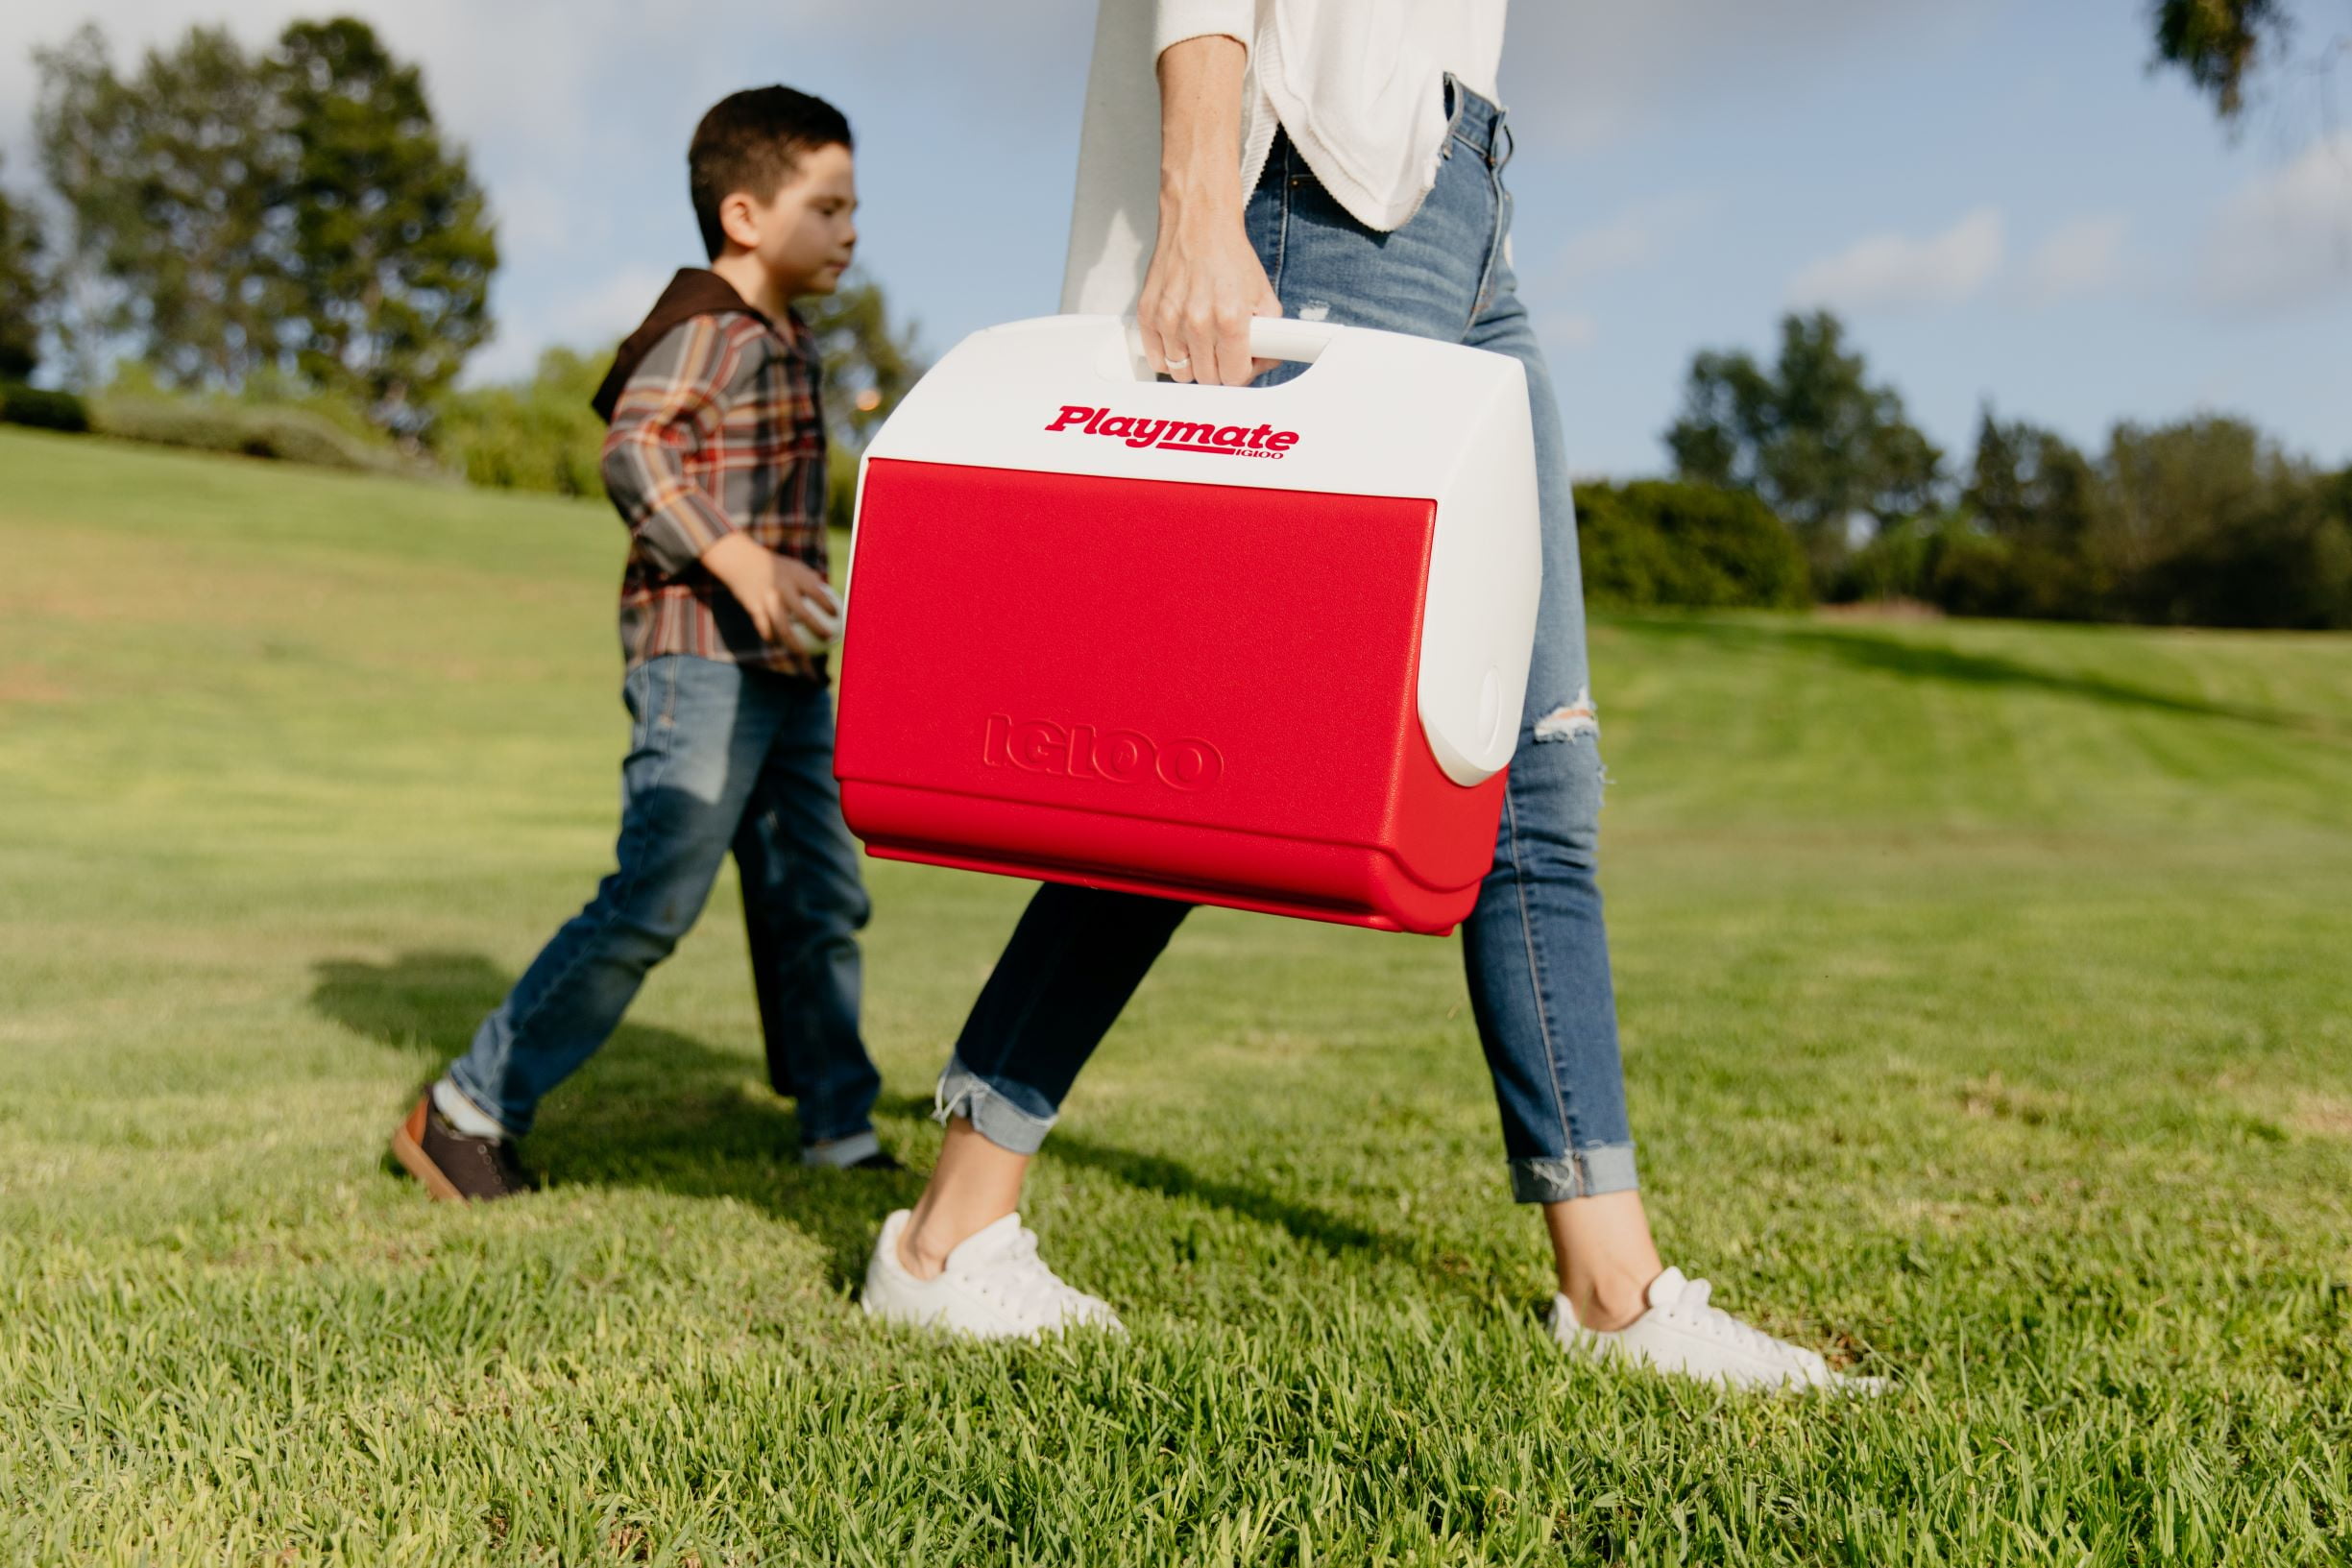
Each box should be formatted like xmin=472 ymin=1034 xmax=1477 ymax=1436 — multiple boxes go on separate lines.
xmin=935 ymin=84 xmax=1639 ymax=1203
xmin=449 ymin=654 xmax=881 ymax=1146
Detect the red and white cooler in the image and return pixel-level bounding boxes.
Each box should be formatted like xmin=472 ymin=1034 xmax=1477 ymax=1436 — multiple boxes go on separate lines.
xmin=833 ymin=314 xmax=1540 ymax=935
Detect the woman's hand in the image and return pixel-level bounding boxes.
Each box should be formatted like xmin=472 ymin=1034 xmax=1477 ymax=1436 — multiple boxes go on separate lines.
xmin=1140 ymin=34 xmax=1280 ymax=387
xmin=1139 ymin=194 xmax=1280 ymax=388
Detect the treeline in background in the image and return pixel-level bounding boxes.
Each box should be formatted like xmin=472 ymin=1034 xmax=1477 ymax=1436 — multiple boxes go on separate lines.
xmin=1596 ymin=311 xmax=2352 ymax=629
xmin=0 ymin=17 xmax=920 ymax=529
xmin=2 ymin=12 xmax=2345 ymax=629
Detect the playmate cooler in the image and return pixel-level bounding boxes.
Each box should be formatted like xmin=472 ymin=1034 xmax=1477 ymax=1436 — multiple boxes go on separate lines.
xmin=833 ymin=315 xmax=1540 ymax=935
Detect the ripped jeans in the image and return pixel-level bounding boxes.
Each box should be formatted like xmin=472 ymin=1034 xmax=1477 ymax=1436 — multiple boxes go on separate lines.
xmin=937 ymin=84 xmax=1637 ymax=1203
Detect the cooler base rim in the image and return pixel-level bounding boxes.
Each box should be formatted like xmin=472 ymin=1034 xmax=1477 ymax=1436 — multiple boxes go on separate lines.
xmin=861 ymin=839 xmax=1471 ymax=937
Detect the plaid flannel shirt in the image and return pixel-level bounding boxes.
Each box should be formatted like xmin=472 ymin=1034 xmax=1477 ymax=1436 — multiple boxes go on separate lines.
xmin=600 ymin=308 xmax=830 ymax=676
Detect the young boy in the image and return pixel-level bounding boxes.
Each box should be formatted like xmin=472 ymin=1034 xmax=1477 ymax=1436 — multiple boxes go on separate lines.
xmin=392 ymin=85 xmax=891 ymax=1200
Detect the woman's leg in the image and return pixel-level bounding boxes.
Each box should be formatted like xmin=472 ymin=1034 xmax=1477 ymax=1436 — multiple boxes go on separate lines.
xmin=1458 ymin=264 xmax=1665 ymax=1326
xmin=897 ymin=883 xmax=1191 ymax=1276
xmin=1254 ymin=109 xmax=1662 ymax=1326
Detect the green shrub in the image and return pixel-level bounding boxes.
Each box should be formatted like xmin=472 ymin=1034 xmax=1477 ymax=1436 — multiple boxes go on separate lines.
xmin=2135 ymin=491 xmax=2352 ymax=630
xmin=0 ymin=381 xmax=91 ymax=434
xmin=1575 ymin=479 xmax=1810 ymax=610
xmin=1831 ymin=516 xmax=1939 ymax=605
xmin=1918 ymin=525 xmax=2018 ymax=617
xmin=88 ymin=397 xmax=421 ymax=474
xmin=432 ymin=347 xmax=608 ymax=497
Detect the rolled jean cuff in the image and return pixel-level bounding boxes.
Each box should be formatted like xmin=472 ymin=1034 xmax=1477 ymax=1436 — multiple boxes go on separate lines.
xmin=792 ymin=1088 xmax=877 ymax=1148
xmin=1510 ymin=1143 xmax=1639 ymax=1204
xmin=934 ymin=1055 xmax=1058 ymax=1156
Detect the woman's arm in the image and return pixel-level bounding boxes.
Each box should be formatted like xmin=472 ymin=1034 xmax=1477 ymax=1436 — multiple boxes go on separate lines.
xmin=1139 ymin=34 xmax=1281 ymax=387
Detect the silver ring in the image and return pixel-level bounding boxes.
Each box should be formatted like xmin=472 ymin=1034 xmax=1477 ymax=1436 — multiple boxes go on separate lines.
xmin=1163 ymin=355 xmax=1190 ymax=370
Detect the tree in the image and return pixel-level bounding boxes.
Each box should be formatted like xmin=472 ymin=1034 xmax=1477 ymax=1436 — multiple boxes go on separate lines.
xmin=273 ymin=17 xmax=497 ymax=431
xmin=2152 ymin=0 xmax=2294 ymax=117
xmin=31 ymin=17 xmax=496 ymax=421
xmin=0 ymin=162 xmax=49 ymax=381
xmin=433 ymin=346 xmax=608 ymax=496
xmin=801 ymin=272 xmax=922 ymax=451
xmin=1944 ymin=407 xmax=2110 ymax=618
xmin=1967 ymin=410 xmax=2104 ymax=559
xmin=800 ymin=271 xmax=925 ymax=529
xmin=1665 ymin=311 xmax=1943 ymax=581
xmin=34 ymin=24 xmax=291 ymax=391
xmin=2122 ymin=427 xmax=2350 ymax=629
xmin=2151 ymin=1 xmax=2351 ymax=130
xmin=1574 ymin=479 xmax=1810 ymax=610
xmin=2102 ymin=414 xmax=2308 ymax=606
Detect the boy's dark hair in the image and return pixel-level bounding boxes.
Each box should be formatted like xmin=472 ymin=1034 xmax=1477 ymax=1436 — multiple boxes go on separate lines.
xmin=688 ymin=86 xmax=853 ymax=260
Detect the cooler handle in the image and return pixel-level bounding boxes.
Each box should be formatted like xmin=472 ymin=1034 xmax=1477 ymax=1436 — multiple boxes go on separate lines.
xmin=1247 ymin=317 xmax=1342 ymax=364
xmin=1118 ymin=316 xmax=1343 ymax=374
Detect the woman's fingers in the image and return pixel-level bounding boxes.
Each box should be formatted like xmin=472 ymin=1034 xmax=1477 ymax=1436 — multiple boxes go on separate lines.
xmin=1176 ymin=303 xmax=1216 ymax=386
xmin=1249 ymin=294 xmax=1284 ymax=379
xmin=1172 ymin=301 xmax=1249 ymax=387
xmin=1138 ymin=314 xmax=1182 ymax=382
xmin=1145 ymin=265 xmax=1280 ymax=385
xmin=1139 ymin=282 xmax=1197 ymax=383
xmin=1155 ymin=309 xmax=1199 ymax=383
xmin=1214 ymin=304 xmax=1258 ymax=388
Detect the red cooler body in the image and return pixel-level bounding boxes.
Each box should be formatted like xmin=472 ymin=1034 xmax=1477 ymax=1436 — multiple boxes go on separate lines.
xmin=835 ymin=316 xmax=1540 ymax=936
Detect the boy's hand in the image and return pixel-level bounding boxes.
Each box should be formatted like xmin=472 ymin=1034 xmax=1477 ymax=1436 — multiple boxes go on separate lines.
xmin=700 ymin=533 xmax=840 ymax=673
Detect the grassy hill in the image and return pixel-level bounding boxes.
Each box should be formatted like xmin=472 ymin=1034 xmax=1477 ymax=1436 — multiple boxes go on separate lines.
xmin=3 ymin=427 xmax=2348 ymax=1563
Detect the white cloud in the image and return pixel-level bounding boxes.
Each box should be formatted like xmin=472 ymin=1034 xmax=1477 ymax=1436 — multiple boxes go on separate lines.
xmin=2023 ymin=214 xmax=2128 ymax=304
xmin=1544 ymin=313 xmax=1599 ymax=350
xmin=1552 ymin=194 xmax=1713 ymax=287
xmin=1787 ymin=206 xmax=2006 ymax=312
xmin=2196 ymin=133 xmax=2352 ymax=313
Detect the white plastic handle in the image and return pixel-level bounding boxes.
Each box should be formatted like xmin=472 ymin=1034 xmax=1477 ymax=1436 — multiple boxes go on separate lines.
xmin=1248 ymin=317 xmax=1342 ymax=364
xmin=1120 ymin=316 xmax=1343 ymax=374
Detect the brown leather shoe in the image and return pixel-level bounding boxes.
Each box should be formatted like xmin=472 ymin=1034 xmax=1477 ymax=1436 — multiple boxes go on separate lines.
xmin=390 ymin=1095 xmax=538 ymax=1202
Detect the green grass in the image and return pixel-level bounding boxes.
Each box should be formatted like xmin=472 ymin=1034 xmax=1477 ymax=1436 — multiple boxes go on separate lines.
xmin=2 ymin=425 xmax=2349 ymax=1564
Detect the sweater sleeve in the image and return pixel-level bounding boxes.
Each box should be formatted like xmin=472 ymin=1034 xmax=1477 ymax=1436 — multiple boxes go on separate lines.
xmin=597 ymin=315 xmax=753 ymax=578
xmin=1153 ymin=0 xmax=1252 ymax=58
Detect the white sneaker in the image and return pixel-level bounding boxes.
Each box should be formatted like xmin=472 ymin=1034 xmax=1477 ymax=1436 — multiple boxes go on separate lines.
xmin=1552 ymin=1267 xmax=1887 ymax=1394
xmin=861 ymin=1209 xmax=1125 ymax=1341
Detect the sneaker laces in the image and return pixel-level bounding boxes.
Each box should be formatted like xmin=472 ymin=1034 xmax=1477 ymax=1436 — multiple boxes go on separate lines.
xmin=961 ymin=1225 xmax=1104 ymax=1327
xmin=470 ymin=1136 xmax=536 ymax=1194
xmin=1656 ymin=1276 xmax=1821 ymax=1370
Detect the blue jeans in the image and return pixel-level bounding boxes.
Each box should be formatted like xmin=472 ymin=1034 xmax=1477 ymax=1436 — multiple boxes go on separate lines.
xmin=937 ymin=84 xmax=1637 ymax=1203
xmin=450 ymin=655 xmax=881 ymax=1146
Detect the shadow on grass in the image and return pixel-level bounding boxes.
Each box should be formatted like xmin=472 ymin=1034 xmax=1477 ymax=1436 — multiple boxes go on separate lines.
xmin=311 ymin=952 xmax=1505 ymax=1307
xmin=860 ymin=1093 xmax=1513 ymax=1314
xmin=310 ymin=950 xmax=922 ymax=1287
xmin=1043 ymin=1124 xmax=1515 ymax=1313
xmin=1618 ymin=615 xmax=2322 ymax=733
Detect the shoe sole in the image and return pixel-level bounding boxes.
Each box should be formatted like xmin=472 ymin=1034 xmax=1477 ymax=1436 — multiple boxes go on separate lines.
xmin=861 ymin=1282 xmax=1125 ymax=1341
xmin=1554 ymin=1329 xmax=1886 ymax=1395
xmin=390 ymin=1109 xmax=468 ymax=1204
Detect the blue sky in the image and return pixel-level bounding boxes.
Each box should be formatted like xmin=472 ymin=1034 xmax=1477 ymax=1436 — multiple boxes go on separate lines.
xmin=3 ymin=0 xmax=2347 ymax=477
